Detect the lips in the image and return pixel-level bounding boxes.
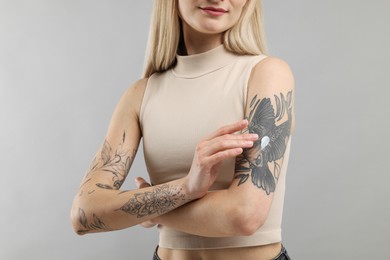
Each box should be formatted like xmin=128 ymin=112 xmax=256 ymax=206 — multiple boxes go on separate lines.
xmin=200 ymin=6 xmax=227 ymax=16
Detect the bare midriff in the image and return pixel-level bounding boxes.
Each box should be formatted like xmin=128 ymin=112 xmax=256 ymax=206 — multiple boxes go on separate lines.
xmin=157 ymin=242 xmax=282 ymax=260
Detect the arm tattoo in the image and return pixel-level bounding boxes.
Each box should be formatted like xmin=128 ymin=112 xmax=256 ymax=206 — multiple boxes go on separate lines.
xmin=76 ymin=208 xmax=112 ymax=235
xmin=85 ymin=131 xmax=136 ymax=190
xmin=118 ymin=184 xmax=186 ymax=218
xmin=96 ymin=183 xmax=113 ymax=190
xmin=234 ymin=91 xmax=293 ymax=195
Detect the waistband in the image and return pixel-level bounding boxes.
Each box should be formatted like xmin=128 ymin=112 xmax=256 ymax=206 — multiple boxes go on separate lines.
xmin=153 ymin=245 xmax=291 ymax=260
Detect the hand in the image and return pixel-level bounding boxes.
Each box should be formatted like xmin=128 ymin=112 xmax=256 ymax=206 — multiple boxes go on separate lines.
xmin=185 ymin=120 xmax=258 ymax=199
xmin=135 ymin=177 xmax=157 ymax=228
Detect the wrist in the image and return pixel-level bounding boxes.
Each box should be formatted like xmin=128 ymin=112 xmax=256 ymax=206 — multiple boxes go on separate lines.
xmin=181 ymin=176 xmax=204 ymax=200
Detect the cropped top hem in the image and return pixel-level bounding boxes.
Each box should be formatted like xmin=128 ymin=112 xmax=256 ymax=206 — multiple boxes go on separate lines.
xmin=158 ymin=229 xmax=282 ymax=250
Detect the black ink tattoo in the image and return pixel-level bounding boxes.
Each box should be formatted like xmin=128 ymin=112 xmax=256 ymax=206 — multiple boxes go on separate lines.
xmin=77 ymin=208 xmax=111 ymax=235
xmin=81 ymin=178 xmax=92 ymax=186
xmin=118 ymin=184 xmax=186 ymax=218
xmin=235 ymin=91 xmax=293 ymax=195
xmin=85 ymin=131 xmax=136 ymax=190
xmin=78 ymin=178 xmax=92 ymax=197
xmin=96 ymin=183 xmax=113 ymax=190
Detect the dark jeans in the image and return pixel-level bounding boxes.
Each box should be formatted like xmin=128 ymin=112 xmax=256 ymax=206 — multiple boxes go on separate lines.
xmin=153 ymin=245 xmax=291 ymax=260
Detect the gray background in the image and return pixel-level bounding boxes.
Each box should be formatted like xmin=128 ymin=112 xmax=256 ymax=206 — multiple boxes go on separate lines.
xmin=1 ymin=0 xmax=389 ymax=259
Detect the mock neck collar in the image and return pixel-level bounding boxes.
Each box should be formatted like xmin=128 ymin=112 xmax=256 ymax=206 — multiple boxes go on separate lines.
xmin=172 ymin=45 xmax=238 ymax=78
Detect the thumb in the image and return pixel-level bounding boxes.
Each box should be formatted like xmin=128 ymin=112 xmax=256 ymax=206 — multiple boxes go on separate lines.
xmin=135 ymin=177 xmax=151 ymax=189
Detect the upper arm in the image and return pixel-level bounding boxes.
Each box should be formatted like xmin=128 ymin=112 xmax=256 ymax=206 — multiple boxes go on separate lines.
xmin=78 ymin=78 xmax=148 ymax=192
xmin=228 ymin=57 xmax=295 ymax=231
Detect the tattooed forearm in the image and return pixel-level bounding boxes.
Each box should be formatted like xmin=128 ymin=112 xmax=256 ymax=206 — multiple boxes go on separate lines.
xmin=85 ymin=131 xmax=136 ymax=190
xmin=76 ymin=208 xmax=112 ymax=235
xmin=234 ymin=91 xmax=293 ymax=195
xmin=118 ymin=184 xmax=186 ymax=218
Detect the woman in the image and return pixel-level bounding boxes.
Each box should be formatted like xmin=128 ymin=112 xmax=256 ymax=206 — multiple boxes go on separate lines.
xmin=71 ymin=0 xmax=295 ymax=259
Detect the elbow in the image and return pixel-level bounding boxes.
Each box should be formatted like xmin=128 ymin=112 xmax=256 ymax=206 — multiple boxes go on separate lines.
xmin=70 ymin=190 xmax=115 ymax=235
xmin=70 ymin=207 xmax=82 ymax=235
xmin=230 ymin=206 xmax=267 ymax=236
xmin=70 ymin=198 xmax=88 ymax=236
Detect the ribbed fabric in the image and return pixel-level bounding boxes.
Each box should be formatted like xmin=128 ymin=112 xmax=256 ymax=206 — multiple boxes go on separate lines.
xmin=139 ymin=45 xmax=290 ymax=249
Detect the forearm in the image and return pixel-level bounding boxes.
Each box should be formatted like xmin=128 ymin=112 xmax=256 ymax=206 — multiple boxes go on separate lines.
xmin=154 ymin=189 xmax=247 ymax=237
xmin=72 ymin=119 xmax=258 ymax=235
xmin=71 ymin=176 xmax=193 ymax=235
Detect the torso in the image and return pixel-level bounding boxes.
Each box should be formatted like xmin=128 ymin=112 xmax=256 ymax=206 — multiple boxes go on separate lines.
xmin=140 ymin=46 xmax=288 ymax=253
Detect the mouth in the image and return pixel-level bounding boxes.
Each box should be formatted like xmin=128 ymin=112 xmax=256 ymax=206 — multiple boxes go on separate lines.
xmin=199 ymin=6 xmax=227 ymax=16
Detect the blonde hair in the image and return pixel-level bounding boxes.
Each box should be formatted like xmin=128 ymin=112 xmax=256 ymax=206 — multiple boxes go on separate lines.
xmin=143 ymin=0 xmax=267 ymax=78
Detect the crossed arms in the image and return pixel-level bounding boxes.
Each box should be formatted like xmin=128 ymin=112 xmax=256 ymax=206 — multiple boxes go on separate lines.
xmin=70 ymin=57 xmax=294 ymax=237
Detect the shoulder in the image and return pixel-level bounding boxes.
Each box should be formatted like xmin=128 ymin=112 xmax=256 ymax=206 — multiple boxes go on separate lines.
xmin=125 ymin=77 xmax=149 ymax=99
xmin=247 ymin=56 xmax=296 ymax=133
xmin=116 ymin=78 xmax=149 ymax=117
xmin=248 ymin=56 xmax=295 ymax=93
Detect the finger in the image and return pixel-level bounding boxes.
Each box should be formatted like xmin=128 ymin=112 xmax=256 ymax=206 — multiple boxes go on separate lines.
xmin=204 ymin=139 xmax=254 ymax=156
xmin=210 ymin=132 xmax=259 ymax=142
xmin=135 ymin=177 xmax=151 ymax=189
xmin=201 ymin=132 xmax=258 ymax=155
xmin=140 ymin=221 xmax=156 ymax=228
xmin=205 ymin=147 xmax=244 ymax=165
xmin=205 ymin=119 xmax=249 ymax=140
xmin=207 ymin=133 xmax=259 ymax=147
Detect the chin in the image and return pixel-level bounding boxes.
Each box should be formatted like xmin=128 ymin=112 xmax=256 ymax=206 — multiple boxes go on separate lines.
xmin=196 ymin=24 xmax=229 ymax=35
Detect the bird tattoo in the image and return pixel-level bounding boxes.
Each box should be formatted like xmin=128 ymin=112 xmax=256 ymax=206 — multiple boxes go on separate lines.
xmin=234 ymin=91 xmax=293 ymax=195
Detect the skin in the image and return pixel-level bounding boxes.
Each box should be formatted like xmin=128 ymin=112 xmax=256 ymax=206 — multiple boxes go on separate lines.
xmin=71 ymin=0 xmax=295 ymax=259
xmin=178 ymin=0 xmax=247 ymax=54
xmin=71 ymin=87 xmax=256 ymax=233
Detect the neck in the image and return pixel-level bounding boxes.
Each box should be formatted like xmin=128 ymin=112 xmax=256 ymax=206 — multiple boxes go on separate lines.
xmin=181 ymin=22 xmax=223 ymax=55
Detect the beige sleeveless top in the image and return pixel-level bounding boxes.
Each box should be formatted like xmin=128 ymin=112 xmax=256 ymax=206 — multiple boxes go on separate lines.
xmin=140 ymin=45 xmax=291 ymax=249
